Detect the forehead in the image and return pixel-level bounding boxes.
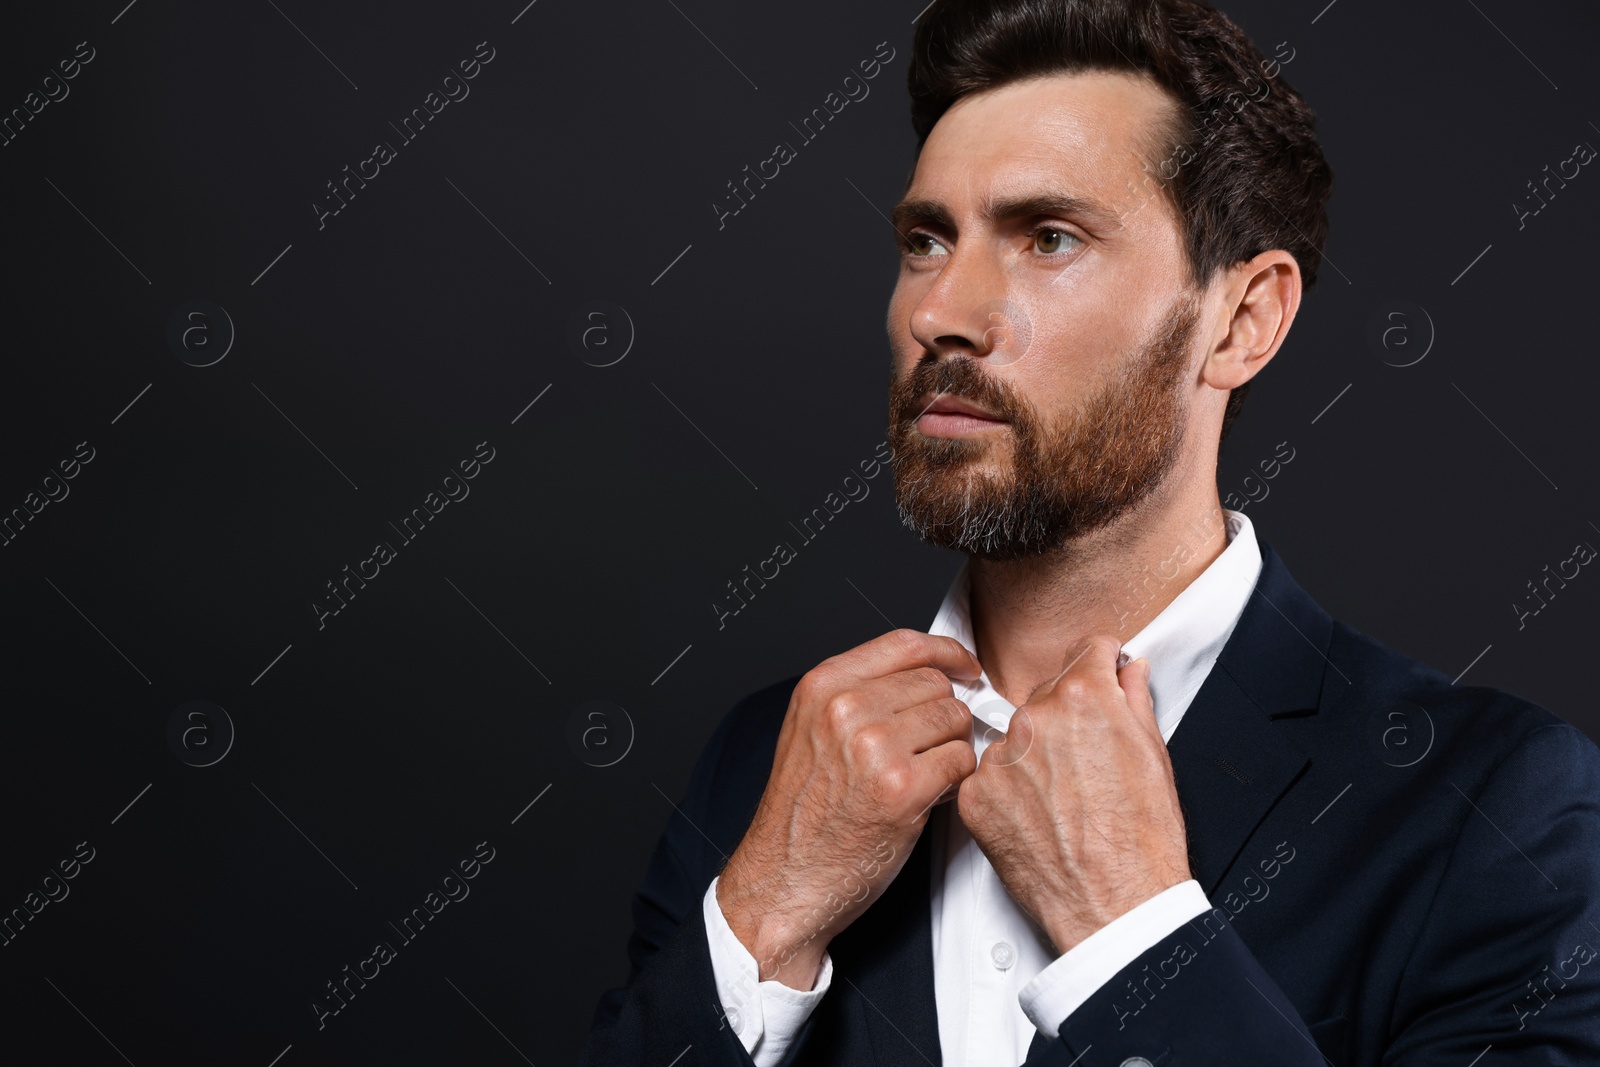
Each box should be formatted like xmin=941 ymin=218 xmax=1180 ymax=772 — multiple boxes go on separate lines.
xmin=908 ymin=70 xmax=1178 ymax=215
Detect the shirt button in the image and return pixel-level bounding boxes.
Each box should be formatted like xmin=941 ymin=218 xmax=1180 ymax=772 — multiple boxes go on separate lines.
xmin=990 ymin=941 xmax=1015 ymax=970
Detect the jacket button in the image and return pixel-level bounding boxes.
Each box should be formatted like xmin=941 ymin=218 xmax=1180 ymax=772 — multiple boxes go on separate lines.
xmin=1117 ymin=1059 xmax=1154 ymax=1067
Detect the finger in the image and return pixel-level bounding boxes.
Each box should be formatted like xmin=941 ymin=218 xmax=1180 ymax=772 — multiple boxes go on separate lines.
xmin=893 ymin=696 xmax=974 ymax=754
xmin=1042 ymin=634 xmax=1123 ymax=693
xmin=981 ymin=705 xmax=1036 ymax=768
xmin=924 ymin=777 xmax=963 ymax=815
xmin=910 ymin=737 xmax=977 ymax=817
xmin=850 ymin=665 xmax=962 ymax=716
xmin=1116 ymin=655 xmax=1155 ymax=722
xmin=836 ymin=629 xmax=983 ymax=687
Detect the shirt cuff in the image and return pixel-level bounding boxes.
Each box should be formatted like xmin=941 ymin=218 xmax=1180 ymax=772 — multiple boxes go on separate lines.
xmin=701 ymin=875 xmax=834 ymax=1066
xmin=1018 ymin=879 xmax=1213 ymax=1040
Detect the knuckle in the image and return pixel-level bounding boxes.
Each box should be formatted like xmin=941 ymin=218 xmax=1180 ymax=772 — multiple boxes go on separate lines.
xmin=938 ymin=696 xmax=972 ymax=732
xmin=849 ymin=723 xmax=887 ymax=761
xmin=886 ymin=627 xmax=924 ymax=655
xmin=1059 ymin=677 xmax=1091 ymax=702
xmin=795 ymin=669 xmax=826 ymax=705
xmin=1088 ymin=634 xmax=1122 ymax=657
xmin=823 ymin=691 xmax=859 ymax=729
xmin=874 ymin=762 xmax=913 ymax=805
xmin=912 ymin=665 xmax=953 ymax=695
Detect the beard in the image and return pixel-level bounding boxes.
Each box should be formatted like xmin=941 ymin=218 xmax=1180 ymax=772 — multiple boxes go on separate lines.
xmin=887 ymin=290 xmax=1201 ymax=562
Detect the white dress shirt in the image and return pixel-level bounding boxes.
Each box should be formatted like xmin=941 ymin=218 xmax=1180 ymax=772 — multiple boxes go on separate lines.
xmin=703 ymin=509 xmax=1263 ymax=1066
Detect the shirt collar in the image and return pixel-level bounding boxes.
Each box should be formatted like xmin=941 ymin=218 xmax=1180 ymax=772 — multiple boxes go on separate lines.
xmin=926 ymin=509 xmax=1263 ymax=745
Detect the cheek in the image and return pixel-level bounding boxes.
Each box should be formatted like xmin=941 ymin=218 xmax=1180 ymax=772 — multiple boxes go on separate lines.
xmin=1028 ymin=301 xmax=1130 ymax=375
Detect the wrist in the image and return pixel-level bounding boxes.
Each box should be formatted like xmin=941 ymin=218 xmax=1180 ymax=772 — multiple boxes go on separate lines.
xmin=1039 ymin=873 xmax=1192 ymax=954
xmin=716 ymin=865 xmax=829 ymax=989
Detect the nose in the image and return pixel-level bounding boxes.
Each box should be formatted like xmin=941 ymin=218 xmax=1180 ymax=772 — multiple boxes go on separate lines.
xmin=907 ymin=245 xmax=1008 ymax=360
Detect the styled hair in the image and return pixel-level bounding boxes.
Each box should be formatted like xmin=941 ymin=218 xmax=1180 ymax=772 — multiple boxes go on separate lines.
xmin=907 ymin=0 xmax=1334 ymax=441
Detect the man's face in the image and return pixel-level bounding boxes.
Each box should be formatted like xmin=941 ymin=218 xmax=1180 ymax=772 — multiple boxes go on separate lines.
xmin=887 ymin=71 xmax=1208 ymax=561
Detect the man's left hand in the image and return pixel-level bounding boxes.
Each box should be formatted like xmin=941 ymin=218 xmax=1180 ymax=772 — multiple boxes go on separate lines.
xmin=956 ymin=634 xmax=1193 ymax=954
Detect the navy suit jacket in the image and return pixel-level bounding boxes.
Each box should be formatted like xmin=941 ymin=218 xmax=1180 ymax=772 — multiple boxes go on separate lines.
xmin=581 ymin=537 xmax=1600 ymax=1065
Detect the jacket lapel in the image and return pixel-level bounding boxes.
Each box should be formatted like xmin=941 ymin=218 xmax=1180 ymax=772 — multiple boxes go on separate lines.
xmin=1165 ymin=537 xmax=1328 ymax=895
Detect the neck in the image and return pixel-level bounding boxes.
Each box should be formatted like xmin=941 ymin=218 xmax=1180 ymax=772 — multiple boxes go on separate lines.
xmin=968 ymin=474 xmax=1229 ymax=708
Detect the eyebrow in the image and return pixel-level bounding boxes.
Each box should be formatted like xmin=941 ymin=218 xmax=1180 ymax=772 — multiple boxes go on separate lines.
xmin=889 ymin=191 xmax=1124 ymax=237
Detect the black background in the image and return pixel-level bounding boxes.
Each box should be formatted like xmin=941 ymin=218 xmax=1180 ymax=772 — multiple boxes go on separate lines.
xmin=1 ymin=0 xmax=1597 ymax=1063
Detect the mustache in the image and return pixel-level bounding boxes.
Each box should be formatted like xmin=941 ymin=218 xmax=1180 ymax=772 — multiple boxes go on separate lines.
xmin=895 ymin=358 xmax=1018 ymax=422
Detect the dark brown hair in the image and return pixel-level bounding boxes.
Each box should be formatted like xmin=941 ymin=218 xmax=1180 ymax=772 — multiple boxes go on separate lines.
xmin=908 ymin=0 xmax=1333 ymax=441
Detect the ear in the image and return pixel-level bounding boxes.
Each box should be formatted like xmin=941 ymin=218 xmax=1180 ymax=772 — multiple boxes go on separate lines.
xmin=1202 ymin=250 xmax=1302 ymax=392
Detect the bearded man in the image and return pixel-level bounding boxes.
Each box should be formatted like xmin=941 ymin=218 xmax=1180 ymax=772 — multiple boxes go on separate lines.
xmin=581 ymin=1 xmax=1600 ymax=1063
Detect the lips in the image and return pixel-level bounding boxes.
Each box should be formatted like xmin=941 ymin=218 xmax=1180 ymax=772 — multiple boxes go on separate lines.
xmin=916 ymin=394 xmax=1006 ymax=421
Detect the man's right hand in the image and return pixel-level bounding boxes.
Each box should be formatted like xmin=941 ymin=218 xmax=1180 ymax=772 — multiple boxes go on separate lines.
xmin=715 ymin=628 xmax=982 ymax=990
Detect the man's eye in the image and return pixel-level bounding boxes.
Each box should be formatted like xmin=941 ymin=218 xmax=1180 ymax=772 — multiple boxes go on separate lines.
xmin=1032 ymin=227 xmax=1080 ymax=254
xmin=904 ymin=232 xmax=948 ymax=257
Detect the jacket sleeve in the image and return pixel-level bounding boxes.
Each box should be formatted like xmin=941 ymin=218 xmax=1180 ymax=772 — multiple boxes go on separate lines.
xmin=1028 ymin=898 xmax=1329 ymax=1064
xmin=1382 ymin=721 xmax=1600 ymax=1064
xmin=1027 ymin=722 xmax=1600 ymax=1065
